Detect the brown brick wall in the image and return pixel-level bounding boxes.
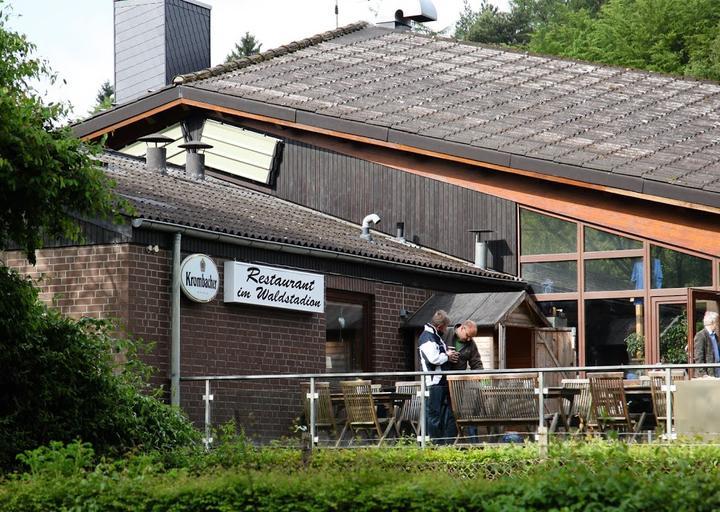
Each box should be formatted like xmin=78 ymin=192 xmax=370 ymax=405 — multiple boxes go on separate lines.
xmin=4 ymin=244 xmax=435 ymax=442
xmin=2 ymin=245 xmax=130 ymax=323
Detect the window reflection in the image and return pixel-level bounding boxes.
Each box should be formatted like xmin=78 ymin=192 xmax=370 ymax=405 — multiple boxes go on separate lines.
xmin=584 ymin=227 xmax=642 ymax=251
xmin=522 ymin=261 xmax=577 ymax=294
xmin=584 ymin=257 xmax=642 ymax=291
xmin=658 ymin=304 xmax=688 ymax=364
xmin=651 ymin=246 xmax=711 ymax=289
xmin=325 ymin=302 xmax=365 ymax=373
xmin=520 ymin=209 xmax=577 ymax=255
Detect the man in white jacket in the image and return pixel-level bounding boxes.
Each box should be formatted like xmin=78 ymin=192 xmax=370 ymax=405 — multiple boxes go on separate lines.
xmin=418 ymin=310 xmax=459 ymax=444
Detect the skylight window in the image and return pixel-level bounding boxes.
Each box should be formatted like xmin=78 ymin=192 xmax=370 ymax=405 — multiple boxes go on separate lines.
xmin=121 ymin=119 xmax=283 ymax=185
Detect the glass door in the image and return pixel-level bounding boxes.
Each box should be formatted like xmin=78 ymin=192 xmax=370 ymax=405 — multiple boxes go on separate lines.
xmin=688 ymin=289 xmax=720 ymax=364
xmin=650 ymin=296 xmax=688 ymax=364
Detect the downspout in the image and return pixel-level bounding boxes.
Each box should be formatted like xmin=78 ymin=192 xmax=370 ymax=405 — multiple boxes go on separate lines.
xmin=171 ymin=232 xmax=181 ymax=407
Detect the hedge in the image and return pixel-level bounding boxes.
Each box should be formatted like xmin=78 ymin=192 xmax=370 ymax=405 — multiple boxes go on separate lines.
xmin=2 ymin=440 xmax=720 ymax=511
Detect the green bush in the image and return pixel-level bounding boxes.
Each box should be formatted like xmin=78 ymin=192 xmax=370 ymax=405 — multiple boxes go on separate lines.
xmin=0 ymin=266 xmax=199 ymax=469
xmin=4 ymin=441 xmax=720 ymax=511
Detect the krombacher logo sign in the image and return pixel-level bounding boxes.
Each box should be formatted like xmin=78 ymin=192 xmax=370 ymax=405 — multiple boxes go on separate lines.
xmin=224 ymin=262 xmax=324 ymax=313
xmin=180 ymin=254 xmax=219 ymax=303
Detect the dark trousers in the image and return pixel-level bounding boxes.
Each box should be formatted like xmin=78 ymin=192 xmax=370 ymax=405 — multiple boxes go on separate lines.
xmin=426 ymin=384 xmax=457 ymax=444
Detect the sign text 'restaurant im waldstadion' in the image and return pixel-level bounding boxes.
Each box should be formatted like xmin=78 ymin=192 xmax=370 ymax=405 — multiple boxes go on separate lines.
xmin=223 ymin=261 xmax=324 ymax=313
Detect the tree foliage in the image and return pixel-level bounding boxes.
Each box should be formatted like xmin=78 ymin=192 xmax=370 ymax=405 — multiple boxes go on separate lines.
xmin=0 ymin=267 xmax=199 ymax=469
xmin=91 ymin=79 xmax=114 ymax=114
xmin=457 ymin=0 xmax=720 ymax=82
xmin=225 ymin=31 xmax=262 ymax=62
xmin=0 ymin=4 xmax=120 ymax=264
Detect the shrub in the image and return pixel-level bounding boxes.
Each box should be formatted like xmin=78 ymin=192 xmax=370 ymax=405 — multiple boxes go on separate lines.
xmin=0 ymin=266 xmax=199 ymax=469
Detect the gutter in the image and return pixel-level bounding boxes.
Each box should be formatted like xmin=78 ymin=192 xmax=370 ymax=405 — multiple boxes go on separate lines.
xmin=129 ymin=218 xmax=526 ymax=288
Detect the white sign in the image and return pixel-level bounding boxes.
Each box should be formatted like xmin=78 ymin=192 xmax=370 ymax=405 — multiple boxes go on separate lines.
xmin=179 ymin=254 xmax=219 ymax=303
xmin=224 ymin=262 xmax=324 ymax=313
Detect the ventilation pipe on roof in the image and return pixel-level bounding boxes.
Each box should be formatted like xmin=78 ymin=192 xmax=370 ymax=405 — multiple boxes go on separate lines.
xmin=138 ymin=133 xmax=174 ymax=174
xmin=470 ymin=229 xmax=493 ymax=270
xmin=361 ymin=213 xmax=381 ymax=242
xmin=179 ymin=140 xmax=213 ymax=179
xmin=376 ymin=0 xmax=437 ymax=30
xmin=395 ymin=222 xmax=406 ymax=242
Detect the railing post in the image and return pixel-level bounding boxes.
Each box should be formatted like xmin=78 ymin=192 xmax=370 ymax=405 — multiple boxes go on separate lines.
xmin=202 ymin=379 xmax=213 ymax=450
xmin=537 ymin=370 xmax=548 ymax=457
xmin=419 ymin=375 xmax=427 ymax=449
xmin=309 ymin=377 xmax=317 ymax=450
xmin=664 ymin=367 xmax=674 ymax=440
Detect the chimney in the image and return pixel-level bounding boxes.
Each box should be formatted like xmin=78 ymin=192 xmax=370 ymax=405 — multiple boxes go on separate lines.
xmin=113 ymin=0 xmax=211 ymax=105
xmin=138 ymin=133 xmax=174 ymax=173
xmin=376 ymin=0 xmax=437 ymax=30
xmin=470 ymin=229 xmax=493 ymax=269
xmin=179 ymin=140 xmax=213 ymax=179
xmin=360 ymin=213 xmax=381 ymax=242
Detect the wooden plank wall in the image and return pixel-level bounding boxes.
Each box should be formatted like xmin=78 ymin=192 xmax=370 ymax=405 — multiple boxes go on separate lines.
xmin=274 ymin=140 xmax=518 ymax=274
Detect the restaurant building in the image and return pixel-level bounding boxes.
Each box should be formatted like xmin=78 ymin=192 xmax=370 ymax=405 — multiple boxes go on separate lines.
xmin=3 ymin=148 xmax=523 ymax=436
xmin=73 ymin=17 xmax=720 ymax=371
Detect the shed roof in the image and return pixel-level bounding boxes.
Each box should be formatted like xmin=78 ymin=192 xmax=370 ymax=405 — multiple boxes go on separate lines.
xmin=100 ymin=150 xmax=522 ymax=283
xmin=404 ymin=291 xmax=549 ymax=329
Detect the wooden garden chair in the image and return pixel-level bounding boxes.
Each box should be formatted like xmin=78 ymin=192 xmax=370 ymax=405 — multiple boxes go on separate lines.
xmin=588 ymin=372 xmax=646 ymax=440
xmin=301 ymin=381 xmax=337 ymax=442
xmin=560 ymin=378 xmax=594 ymax=432
xmin=394 ymin=381 xmax=421 ymax=436
xmin=336 ymin=380 xmax=393 ymax=447
xmin=647 ymin=369 xmax=686 ymax=434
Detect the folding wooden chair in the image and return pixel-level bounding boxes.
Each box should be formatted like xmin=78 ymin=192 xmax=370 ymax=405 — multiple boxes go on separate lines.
xmin=589 ymin=372 xmax=646 ymax=440
xmin=560 ymin=378 xmax=594 ymax=432
xmin=301 ymin=381 xmax=337 ymax=442
xmin=336 ymin=380 xmax=393 ymax=447
xmin=647 ymin=370 xmax=686 ymax=434
xmin=394 ymin=381 xmax=421 ymax=436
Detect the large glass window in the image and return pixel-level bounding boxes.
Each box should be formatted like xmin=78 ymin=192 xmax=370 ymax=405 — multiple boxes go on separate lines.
xmin=584 ymin=257 xmax=643 ymax=292
xmin=325 ymin=301 xmax=367 ymax=373
xmin=521 ymin=261 xmax=577 ymax=294
xmin=585 ymin=298 xmax=643 ymax=366
xmin=537 ymin=300 xmax=578 ymax=331
xmin=520 ymin=210 xmax=577 ymax=255
xmin=584 ymin=227 xmax=642 ymax=251
xmin=651 ymin=246 xmax=712 ymax=289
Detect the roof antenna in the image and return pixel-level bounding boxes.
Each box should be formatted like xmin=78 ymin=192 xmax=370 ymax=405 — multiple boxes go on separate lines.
xmin=335 ymin=0 xmax=339 ymax=28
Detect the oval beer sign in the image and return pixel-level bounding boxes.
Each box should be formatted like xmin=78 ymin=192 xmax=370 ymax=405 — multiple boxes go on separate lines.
xmin=180 ymin=254 xmax=219 ymax=303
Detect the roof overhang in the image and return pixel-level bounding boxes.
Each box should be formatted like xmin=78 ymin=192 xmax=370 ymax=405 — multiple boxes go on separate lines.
xmin=74 ymin=85 xmax=720 ymax=215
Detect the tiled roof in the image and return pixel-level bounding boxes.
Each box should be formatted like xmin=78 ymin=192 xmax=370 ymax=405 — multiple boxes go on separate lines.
xmin=174 ymin=23 xmax=720 ymax=202
xmin=100 ymin=151 xmax=521 ymax=283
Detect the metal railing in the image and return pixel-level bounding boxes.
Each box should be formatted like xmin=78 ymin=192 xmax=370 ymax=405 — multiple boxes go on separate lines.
xmin=180 ymin=362 xmax=720 ymax=451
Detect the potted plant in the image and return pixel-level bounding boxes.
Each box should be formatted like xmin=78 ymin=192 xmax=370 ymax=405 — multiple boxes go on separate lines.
xmin=625 ymin=332 xmax=645 ymax=363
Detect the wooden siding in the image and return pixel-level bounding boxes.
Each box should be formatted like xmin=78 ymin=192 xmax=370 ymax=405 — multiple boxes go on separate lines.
xmin=274 ymin=140 xmax=518 ymax=274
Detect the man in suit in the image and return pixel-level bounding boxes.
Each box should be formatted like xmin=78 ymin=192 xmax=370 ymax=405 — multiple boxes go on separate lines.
xmin=693 ymin=311 xmax=720 ymax=377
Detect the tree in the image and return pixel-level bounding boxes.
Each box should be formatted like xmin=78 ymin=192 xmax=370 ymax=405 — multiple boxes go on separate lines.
xmin=529 ymin=0 xmax=720 ymax=81
xmin=456 ymin=0 xmax=608 ymax=46
xmin=91 ymin=79 xmax=114 ymax=114
xmin=0 ymin=5 xmax=120 ymax=264
xmin=225 ymin=31 xmax=262 ymax=62
xmin=0 ymin=266 xmax=199 ymax=468
xmin=0 ymin=5 xmax=198 ymax=468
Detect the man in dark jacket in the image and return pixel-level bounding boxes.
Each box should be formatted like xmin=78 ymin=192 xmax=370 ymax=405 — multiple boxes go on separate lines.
xmin=694 ymin=311 xmax=720 ymax=377
xmin=443 ymin=320 xmax=482 ymax=371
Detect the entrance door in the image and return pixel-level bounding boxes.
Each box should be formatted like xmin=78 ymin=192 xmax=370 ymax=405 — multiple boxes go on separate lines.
xmin=650 ymin=296 xmax=688 ymax=364
xmin=688 ymin=289 xmax=720 ymax=364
